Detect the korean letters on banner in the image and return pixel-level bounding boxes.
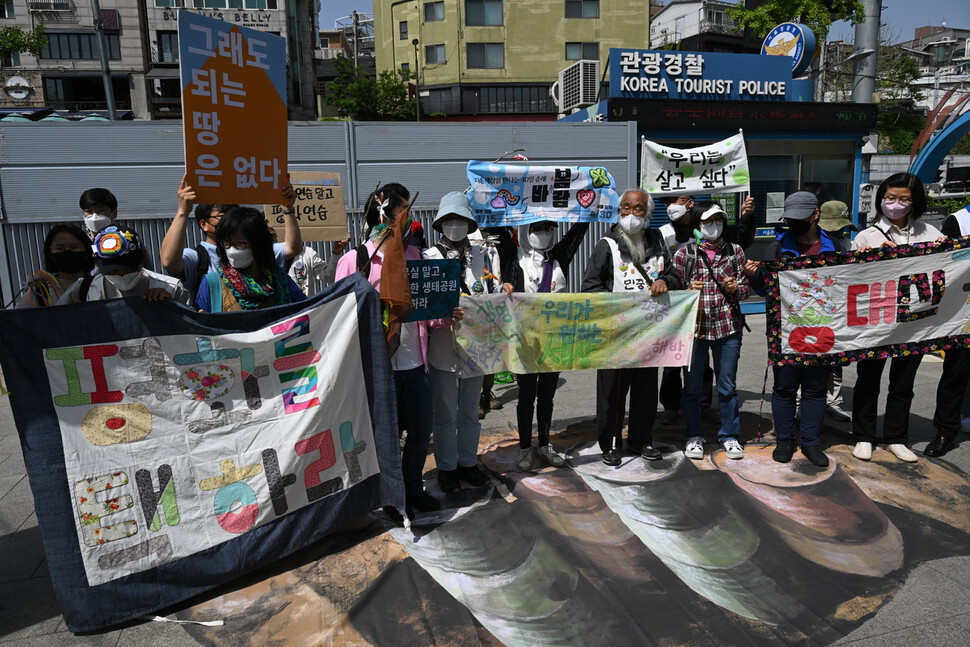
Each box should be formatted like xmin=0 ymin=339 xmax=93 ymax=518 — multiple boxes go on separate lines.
xmin=465 ymin=161 xmax=620 ymax=227
xmin=640 ymin=132 xmax=751 ymax=197
xmin=405 ymin=259 xmax=460 ymax=322
xmin=264 ymin=172 xmax=349 ymax=242
xmin=179 ymin=10 xmax=287 ymax=203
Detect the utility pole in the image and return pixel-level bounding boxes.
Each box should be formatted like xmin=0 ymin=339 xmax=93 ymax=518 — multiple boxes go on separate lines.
xmin=412 ymin=38 xmax=420 ymax=122
xmin=851 ymin=0 xmax=880 ymax=104
xmin=90 ymin=0 xmax=116 ymax=120
xmin=352 ymin=10 xmax=359 ymax=68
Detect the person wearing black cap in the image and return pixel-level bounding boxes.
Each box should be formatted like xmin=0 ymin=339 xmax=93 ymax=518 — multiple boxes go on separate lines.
xmin=746 ymin=191 xmax=834 ymax=467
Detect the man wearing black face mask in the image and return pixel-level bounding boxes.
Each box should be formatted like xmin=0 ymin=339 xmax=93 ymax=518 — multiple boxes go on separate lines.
xmin=745 ymin=191 xmax=835 ymax=468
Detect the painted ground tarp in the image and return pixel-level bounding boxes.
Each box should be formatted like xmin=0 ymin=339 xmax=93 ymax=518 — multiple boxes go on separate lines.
xmin=465 ymin=161 xmax=620 ymax=227
xmin=0 ymin=273 xmax=403 ymax=632
xmin=454 ymin=291 xmax=699 ymax=376
xmin=765 ymin=239 xmax=970 ymax=365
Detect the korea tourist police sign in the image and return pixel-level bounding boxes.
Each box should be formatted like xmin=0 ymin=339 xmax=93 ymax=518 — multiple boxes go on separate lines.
xmin=0 ymin=275 xmax=404 ymax=632
xmin=609 ymin=48 xmax=794 ymax=102
xmin=179 ymin=10 xmax=288 ymax=204
xmin=765 ymin=240 xmax=970 ymax=365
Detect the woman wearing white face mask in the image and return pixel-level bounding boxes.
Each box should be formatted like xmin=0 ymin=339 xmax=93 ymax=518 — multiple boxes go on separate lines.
xmin=196 ymin=207 xmax=306 ymax=312
xmin=507 ymin=219 xmax=590 ymax=470
xmin=57 ymin=226 xmax=191 ymax=305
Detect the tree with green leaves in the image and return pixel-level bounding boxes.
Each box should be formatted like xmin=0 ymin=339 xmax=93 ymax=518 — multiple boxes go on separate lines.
xmin=324 ymin=55 xmax=416 ymax=121
xmin=727 ymin=0 xmax=865 ymax=43
xmin=0 ymin=25 xmax=47 ymax=66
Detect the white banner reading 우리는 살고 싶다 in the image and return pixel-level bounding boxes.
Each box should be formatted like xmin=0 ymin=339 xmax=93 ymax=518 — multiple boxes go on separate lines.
xmin=766 ymin=240 xmax=970 ymax=365
xmin=640 ymin=132 xmax=750 ymax=197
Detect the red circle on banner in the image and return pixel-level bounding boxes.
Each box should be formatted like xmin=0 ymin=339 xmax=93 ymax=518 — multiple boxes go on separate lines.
xmin=789 ymin=327 xmax=835 ymax=353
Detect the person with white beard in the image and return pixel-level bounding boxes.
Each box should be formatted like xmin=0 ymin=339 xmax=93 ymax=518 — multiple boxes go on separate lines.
xmin=505 ymin=219 xmax=590 ymax=471
xmin=581 ymin=189 xmax=677 ymax=466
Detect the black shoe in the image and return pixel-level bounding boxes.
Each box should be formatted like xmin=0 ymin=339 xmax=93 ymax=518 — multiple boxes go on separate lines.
xmin=457 ymin=464 xmax=489 ymax=487
xmin=437 ymin=469 xmax=461 ymax=493
xmin=801 ymin=444 xmax=829 ymax=467
xmin=478 ymin=401 xmax=487 ymax=420
xmin=772 ymin=439 xmax=796 ymax=463
xmin=406 ymin=490 xmax=442 ymax=513
xmin=924 ymin=435 xmax=956 ymax=458
xmin=382 ymin=505 xmax=405 ymax=525
xmin=641 ymin=445 xmax=662 ymax=461
xmin=602 ymin=449 xmax=621 ymax=466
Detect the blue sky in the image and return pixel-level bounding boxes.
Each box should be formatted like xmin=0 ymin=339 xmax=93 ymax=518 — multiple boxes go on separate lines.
xmin=318 ymin=0 xmax=968 ymax=44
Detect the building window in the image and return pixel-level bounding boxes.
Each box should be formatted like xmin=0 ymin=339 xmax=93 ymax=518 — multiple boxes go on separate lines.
xmin=706 ymin=8 xmax=725 ymax=24
xmin=424 ymin=1 xmax=444 ymax=21
xmin=2 ymin=51 xmax=20 ymax=67
xmin=320 ymin=36 xmax=329 ymax=47
xmin=158 ymin=31 xmax=178 ymax=62
xmin=565 ymin=42 xmax=598 ymax=60
xmin=400 ymin=62 xmax=410 ymax=78
xmin=465 ymin=0 xmax=502 ymax=26
xmin=565 ymin=0 xmax=598 ymax=19
xmin=425 ymin=43 xmax=445 ymax=64
xmin=467 ymin=42 xmax=503 ymax=68
xmin=399 ymin=20 xmax=408 ymax=40
xmin=0 ymin=0 xmax=14 ymax=18
xmin=40 ymin=32 xmax=121 ymax=60
xmin=674 ymin=16 xmax=684 ymax=38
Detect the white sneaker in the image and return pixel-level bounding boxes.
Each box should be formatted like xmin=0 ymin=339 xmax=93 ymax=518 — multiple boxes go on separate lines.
xmin=517 ymin=447 xmax=534 ymax=471
xmin=853 ymin=441 xmax=873 ymax=461
xmin=887 ymin=443 xmax=918 ymax=463
xmin=685 ymin=437 xmax=705 ymax=460
xmin=722 ymin=438 xmax=744 ymax=460
xmin=826 ymin=405 xmax=851 ymax=421
xmin=536 ymin=445 xmax=565 ymax=468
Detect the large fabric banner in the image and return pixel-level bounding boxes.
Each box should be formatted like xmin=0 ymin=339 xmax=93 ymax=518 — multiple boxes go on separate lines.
xmin=640 ymin=132 xmax=750 ymax=197
xmin=455 ymin=291 xmax=700 ymax=376
xmin=765 ymin=240 xmax=970 ymax=365
xmin=465 ymin=160 xmax=620 ymax=227
xmin=0 ymin=274 xmax=403 ymax=632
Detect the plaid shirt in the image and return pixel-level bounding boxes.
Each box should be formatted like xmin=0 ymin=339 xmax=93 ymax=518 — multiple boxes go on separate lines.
xmin=672 ymin=242 xmax=750 ymax=341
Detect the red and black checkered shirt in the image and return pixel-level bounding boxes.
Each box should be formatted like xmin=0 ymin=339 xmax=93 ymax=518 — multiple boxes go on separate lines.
xmin=672 ymin=242 xmax=750 ymax=341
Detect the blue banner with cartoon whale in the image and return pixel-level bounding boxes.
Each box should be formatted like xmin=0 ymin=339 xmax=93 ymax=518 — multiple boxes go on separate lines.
xmin=465 ymin=160 xmax=619 ymax=227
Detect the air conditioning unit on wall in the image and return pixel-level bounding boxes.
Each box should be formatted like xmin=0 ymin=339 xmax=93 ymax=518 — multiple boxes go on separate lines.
xmin=550 ymin=59 xmax=600 ymax=113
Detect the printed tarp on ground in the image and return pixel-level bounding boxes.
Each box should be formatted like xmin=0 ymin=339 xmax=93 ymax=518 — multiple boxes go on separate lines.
xmin=465 ymin=160 xmax=619 ymax=227
xmin=0 ymin=273 xmax=404 ymax=633
xmin=640 ymin=132 xmax=750 ymax=197
xmin=455 ymin=291 xmax=699 ymax=377
xmin=764 ymin=239 xmax=970 ymax=365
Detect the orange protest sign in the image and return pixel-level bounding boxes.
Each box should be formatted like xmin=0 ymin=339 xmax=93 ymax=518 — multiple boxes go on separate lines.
xmin=263 ymin=172 xmax=348 ymax=242
xmin=179 ymin=10 xmax=287 ymax=204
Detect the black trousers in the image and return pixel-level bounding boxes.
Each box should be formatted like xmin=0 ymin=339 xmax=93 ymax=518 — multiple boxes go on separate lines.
xmin=596 ymin=367 xmax=658 ymax=453
xmin=516 ymin=372 xmax=560 ymax=448
xmin=852 ymin=355 xmax=923 ymax=444
xmin=659 ymin=364 xmax=714 ymax=410
xmin=934 ymin=347 xmax=970 ymax=441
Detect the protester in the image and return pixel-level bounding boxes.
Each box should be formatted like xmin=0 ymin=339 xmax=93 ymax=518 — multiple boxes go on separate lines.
xmin=195 ymin=207 xmax=306 ymax=312
xmin=670 ymin=200 xmax=750 ymax=460
xmin=425 ymin=191 xmax=502 ymax=492
xmin=582 ymin=189 xmax=675 ymax=466
xmin=657 ymin=194 xmax=756 ymax=426
xmin=504 ymin=218 xmax=590 ymax=470
xmin=746 ymin=192 xmax=832 ymax=467
xmin=850 ymin=172 xmax=945 ymax=463
xmin=16 ymin=224 xmax=94 ymax=308
xmin=334 ymin=183 xmax=444 ymax=516
xmin=288 ymin=236 xmax=351 ymax=296
xmin=924 ymin=204 xmax=970 ymax=457
xmin=58 ymin=226 xmax=191 ymax=305
xmin=816 ymin=200 xmax=856 ymax=422
xmin=478 ymin=226 xmax=515 ymax=419
xmin=160 ymin=176 xmax=302 ymax=300
xmin=79 ymin=188 xmax=119 ymax=238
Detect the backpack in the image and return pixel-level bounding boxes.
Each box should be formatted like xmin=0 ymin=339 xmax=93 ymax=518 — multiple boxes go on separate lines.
xmin=78 ymin=274 xmax=95 ymax=302
xmin=190 ymin=243 xmax=210 ymax=300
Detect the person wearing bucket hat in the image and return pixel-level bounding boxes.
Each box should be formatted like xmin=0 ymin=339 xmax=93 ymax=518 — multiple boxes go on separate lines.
xmin=746 ymin=191 xmax=833 ymax=467
xmin=425 ymin=191 xmax=506 ymax=493
xmin=818 ymin=200 xmax=856 ymax=250
xmin=57 ymin=225 xmax=191 ymax=305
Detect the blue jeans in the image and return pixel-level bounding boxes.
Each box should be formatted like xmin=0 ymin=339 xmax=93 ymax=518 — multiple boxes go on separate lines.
xmin=772 ymin=365 xmax=830 ymax=446
xmin=430 ymin=367 xmax=484 ymax=471
xmin=394 ymin=366 xmax=434 ymax=495
xmin=683 ymin=331 xmax=742 ymax=441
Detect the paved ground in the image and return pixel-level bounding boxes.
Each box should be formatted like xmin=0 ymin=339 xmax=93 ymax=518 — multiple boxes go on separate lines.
xmin=2 ymin=315 xmax=970 ymax=646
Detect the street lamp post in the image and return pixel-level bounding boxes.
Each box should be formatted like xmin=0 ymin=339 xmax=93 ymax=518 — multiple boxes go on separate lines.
xmin=412 ymin=38 xmax=420 ymax=122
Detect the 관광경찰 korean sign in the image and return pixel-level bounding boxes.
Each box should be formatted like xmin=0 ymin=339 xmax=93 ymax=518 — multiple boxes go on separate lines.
xmin=609 ymin=48 xmax=793 ymax=102
xmin=180 ymin=10 xmax=288 ymax=204
xmin=466 ymin=160 xmax=620 ymax=227
xmin=765 ymin=240 xmax=970 ymax=365
xmin=640 ymin=133 xmax=750 ymax=197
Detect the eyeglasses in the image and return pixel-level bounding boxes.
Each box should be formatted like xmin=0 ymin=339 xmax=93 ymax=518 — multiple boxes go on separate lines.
xmin=883 ymin=196 xmax=913 ymax=204
xmin=221 ymin=241 xmax=251 ymax=250
xmin=619 ymin=202 xmax=648 ymax=215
